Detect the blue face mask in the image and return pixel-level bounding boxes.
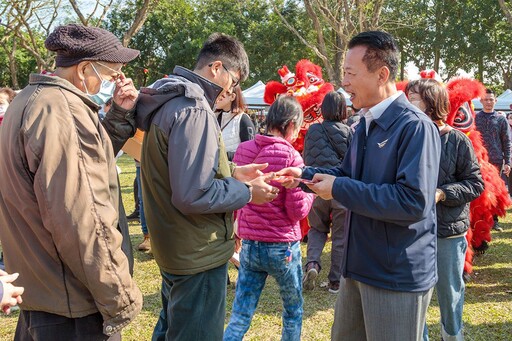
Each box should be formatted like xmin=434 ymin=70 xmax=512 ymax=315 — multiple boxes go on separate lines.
xmin=83 ymin=64 xmax=116 ymax=106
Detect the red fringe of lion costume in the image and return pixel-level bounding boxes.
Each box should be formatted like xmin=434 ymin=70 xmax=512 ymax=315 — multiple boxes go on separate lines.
xmin=446 ymin=77 xmax=510 ymax=274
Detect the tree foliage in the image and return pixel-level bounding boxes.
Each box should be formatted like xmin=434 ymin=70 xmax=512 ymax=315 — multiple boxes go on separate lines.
xmin=1 ymin=0 xmax=512 ymax=91
xmin=106 ymin=0 xmax=317 ymax=87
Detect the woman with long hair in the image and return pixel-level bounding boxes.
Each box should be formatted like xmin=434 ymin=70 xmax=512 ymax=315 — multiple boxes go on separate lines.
xmin=216 ymin=85 xmax=255 ymax=161
xmin=406 ymin=79 xmax=484 ymax=341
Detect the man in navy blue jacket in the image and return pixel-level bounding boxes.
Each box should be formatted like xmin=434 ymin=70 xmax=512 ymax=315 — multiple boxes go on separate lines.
xmin=278 ymin=31 xmax=441 ymax=341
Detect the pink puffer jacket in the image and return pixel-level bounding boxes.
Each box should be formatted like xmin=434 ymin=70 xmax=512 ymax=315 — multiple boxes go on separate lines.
xmin=233 ymin=134 xmax=314 ymax=242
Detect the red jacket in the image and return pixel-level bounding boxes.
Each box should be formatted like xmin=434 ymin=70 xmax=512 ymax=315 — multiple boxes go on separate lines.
xmin=233 ymin=134 xmax=314 ymax=242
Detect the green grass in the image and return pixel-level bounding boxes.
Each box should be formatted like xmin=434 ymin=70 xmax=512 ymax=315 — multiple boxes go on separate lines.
xmin=1 ymin=153 xmax=512 ymax=340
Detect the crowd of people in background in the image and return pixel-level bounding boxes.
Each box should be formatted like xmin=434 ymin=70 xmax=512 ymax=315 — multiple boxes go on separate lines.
xmin=0 ymin=23 xmax=510 ymax=341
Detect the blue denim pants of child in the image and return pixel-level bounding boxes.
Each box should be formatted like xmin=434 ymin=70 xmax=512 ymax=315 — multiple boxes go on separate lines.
xmin=152 ymin=263 xmax=228 ymax=341
xmin=423 ymin=236 xmax=467 ymax=341
xmin=224 ymin=240 xmax=303 ymax=341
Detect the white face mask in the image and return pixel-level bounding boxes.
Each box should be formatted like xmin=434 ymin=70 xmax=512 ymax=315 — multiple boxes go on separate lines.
xmin=83 ymin=64 xmax=116 ymax=106
xmin=0 ymin=104 xmax=8 ymax=117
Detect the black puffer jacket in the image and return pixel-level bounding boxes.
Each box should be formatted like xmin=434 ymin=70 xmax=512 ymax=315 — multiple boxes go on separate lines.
xmin=437 ymin=127 xmax=484 ymax=238
xmin=303 ymin=121 xmax=352 ymax=167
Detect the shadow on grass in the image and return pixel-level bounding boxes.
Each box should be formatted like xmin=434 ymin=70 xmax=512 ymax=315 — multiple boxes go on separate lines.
xmin=464 ymin=224 xmax=512 ymax=304
xmin=121 ymin=186 xmax=136 ymax=195
xmin=462 ymin=321 xmax=512 ymax=341
xmin=142 ymin=291 xmax=163 ymax=314
xmin=424 ymin=320 xmax=512 ymax=341
xmin=224 ymin=249 xmax=338 ymax=322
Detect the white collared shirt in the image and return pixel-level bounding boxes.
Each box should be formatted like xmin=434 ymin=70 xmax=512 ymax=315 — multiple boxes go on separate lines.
xmin=363 ymin=91 xmax=403 ymax=135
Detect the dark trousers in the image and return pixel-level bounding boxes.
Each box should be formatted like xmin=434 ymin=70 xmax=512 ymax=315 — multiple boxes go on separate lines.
xmin=152 ymin=263 xmax=228 ymax=341
xmin=306 ymin=197 xmax=347 ymax=283
xmin=492 ymin=163 xmax=508 ymax=224
xmin=14 ymin=310 xmax=120 ymax=341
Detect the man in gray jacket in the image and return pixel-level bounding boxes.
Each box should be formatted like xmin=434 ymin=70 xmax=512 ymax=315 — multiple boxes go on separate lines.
xmin=136 ymin=33 xmax=278 ymax=340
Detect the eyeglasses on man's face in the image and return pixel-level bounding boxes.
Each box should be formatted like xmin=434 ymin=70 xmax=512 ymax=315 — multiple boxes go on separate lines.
xmin=94 ymin=61 xmax=123 ymax=82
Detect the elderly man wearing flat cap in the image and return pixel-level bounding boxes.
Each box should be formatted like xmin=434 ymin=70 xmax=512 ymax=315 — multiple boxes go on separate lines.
xmin=0 ymin=24 xmax=143 ymax=340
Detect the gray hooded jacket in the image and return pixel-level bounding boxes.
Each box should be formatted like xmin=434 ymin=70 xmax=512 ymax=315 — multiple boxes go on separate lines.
xmin=135 ymin=66 xmax=251 ymax=275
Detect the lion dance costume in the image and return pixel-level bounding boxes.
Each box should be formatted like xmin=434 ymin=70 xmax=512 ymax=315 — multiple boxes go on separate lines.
xmin=444 ymin=76 xmax=511 ymax=274
xmin=264 ymin=59 xmax=334 ymax=237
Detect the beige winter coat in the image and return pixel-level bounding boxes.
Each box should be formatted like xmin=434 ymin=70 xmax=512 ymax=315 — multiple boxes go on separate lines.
xmin=0 ymin=74 xmax=142 ymax=336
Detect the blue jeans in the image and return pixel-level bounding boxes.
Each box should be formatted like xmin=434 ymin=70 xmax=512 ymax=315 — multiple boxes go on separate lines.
xmin=423 ymin=236 xmax=467 ymax=341
xmin=135 ymin=165 xmax=147 ymax=235
xmin=224 ymin=240 xmax=303 ymax=341
xmin=152 ymin=264 xmax=228 ymax=341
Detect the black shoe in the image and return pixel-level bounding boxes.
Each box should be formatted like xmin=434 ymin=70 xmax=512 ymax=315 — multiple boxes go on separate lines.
xmin=492 ymin=222 xmax=504 ymax=232
xmin=126 ymin=210 xmax=140 ymax=221
xmin=474 ymin=240 xmax=489 ymax=255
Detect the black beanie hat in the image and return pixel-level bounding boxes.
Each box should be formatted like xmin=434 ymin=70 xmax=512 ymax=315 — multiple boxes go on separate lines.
xmin=45 ymin=24 xmax=140 ymax=67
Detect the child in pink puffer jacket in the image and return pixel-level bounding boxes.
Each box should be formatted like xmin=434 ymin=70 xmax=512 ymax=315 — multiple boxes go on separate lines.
xmin=224 ymin=96 xmax=314 ymax=341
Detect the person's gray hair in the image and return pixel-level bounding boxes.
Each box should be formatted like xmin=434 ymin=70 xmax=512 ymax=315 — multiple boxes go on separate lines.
xmin=265 ymin=96 xmax=303 ymax=136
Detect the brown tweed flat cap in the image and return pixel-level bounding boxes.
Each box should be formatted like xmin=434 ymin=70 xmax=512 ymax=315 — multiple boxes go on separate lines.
xmin=45 ymin=24 xmax=140 ymax=67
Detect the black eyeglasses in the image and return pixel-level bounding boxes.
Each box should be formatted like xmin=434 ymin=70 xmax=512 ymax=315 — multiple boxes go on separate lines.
xmin=222 ymin=64 xmax=240 ymax=89
xmin=208 ymin=63 xmax=239 ymax=89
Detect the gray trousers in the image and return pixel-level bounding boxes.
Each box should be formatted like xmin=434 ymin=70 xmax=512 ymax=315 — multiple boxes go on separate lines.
xmin=306 ymin=197 xmax=346 ymax=282
xmin=331 ymin=277 xmax=433 ymax=341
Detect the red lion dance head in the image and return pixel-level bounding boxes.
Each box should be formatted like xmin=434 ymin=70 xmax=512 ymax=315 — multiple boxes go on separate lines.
xmin=264 ymin=59 xmax=334 ymax=151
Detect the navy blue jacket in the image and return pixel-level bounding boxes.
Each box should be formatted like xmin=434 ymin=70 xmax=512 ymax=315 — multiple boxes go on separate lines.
xmin=303 ymin=94 xmax=441 ymax=292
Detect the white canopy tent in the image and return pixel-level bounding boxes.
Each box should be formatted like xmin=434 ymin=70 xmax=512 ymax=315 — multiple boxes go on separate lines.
xmin=336 ymin=88 xmax=352 ymax=106
xmin=242 ymin=82 xmax=354 ymax=109
xmin=242 ymin=81 xmax=268 ymax=109
xmin=472 ymin=89 xmax=512 ymax=112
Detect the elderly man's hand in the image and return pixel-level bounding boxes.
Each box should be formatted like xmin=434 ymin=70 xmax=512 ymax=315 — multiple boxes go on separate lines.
xmin=307 ymin=174 xmax=336 ymax=200
xmin=113 ymin=74 xmax=138 ymax=110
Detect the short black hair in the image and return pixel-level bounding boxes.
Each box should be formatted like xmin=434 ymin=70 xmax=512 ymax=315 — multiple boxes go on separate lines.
xmin=321 ymin=91 xmax=347 ymax=122
xmin=348 ymin=31 xmax=399 ymax=81
xmin=265 ymin=96 xmax=303 ymax=137
xmin=485 ymin=88 xmax=495 ymax=96
xmin=196 ymin=33 xmax=249 ymax=82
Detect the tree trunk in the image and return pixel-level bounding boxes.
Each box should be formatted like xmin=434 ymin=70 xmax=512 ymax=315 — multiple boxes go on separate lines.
xmin=333 ymin=32 xmax=343 ymax=88
xmin=122 ymin=0 xmax=153 ymax=47
xmin=303 ymin=0 xmax=335 ymax=84
xmin=8 ymin=40 xmax=19 ymax=89
xmin=477 ymin=54 xmax=484 ymax=83
xmin=498 ymin=0 xmax=512 ymax=26
xmin=504 ymin=72 xmax=512 ymax=90
xmin=400 ymin=50 xmax=405 ymax=81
